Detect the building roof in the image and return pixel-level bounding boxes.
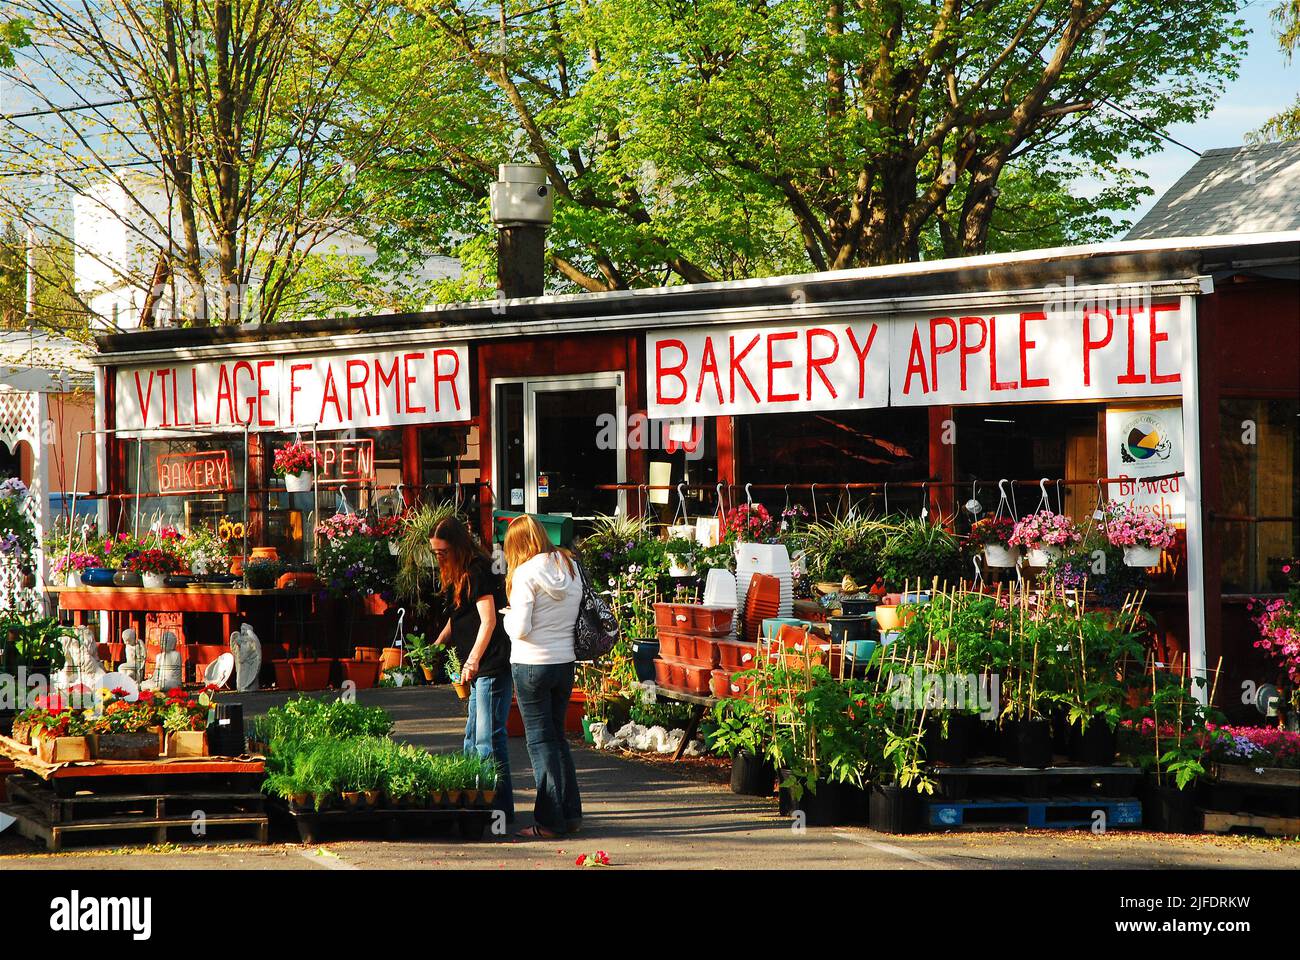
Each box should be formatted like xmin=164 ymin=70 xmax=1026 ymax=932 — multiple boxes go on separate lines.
xmin=1126 ymin=140 xmax=1300 ymax=240
xmin=91 ymin=230 xmax=1300 ymax=364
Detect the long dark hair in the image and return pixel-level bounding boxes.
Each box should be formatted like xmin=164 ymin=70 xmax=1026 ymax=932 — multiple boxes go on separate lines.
xmin=432 ymin=517 xmax=490 ymax=608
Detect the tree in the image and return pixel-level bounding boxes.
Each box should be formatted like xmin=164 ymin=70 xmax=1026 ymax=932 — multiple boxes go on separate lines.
xmin=364 ymin=0 xmax=1245 ymax=290
xmin=1255 ymin=0 xmax=1300 ymax=140
xmin=0 ymin=1 xmax=431 ymax=326
xmin=0 ymin=18 xmax=29 ymax=68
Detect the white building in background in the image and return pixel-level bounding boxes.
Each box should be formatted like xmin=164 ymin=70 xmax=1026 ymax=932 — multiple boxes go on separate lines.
xmin=72 ymin=173 xmax=461 ymax=330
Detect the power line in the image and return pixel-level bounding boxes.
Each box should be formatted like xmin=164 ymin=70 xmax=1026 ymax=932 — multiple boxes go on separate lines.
xmin=0 ymin=96 xmax=145 ymax=123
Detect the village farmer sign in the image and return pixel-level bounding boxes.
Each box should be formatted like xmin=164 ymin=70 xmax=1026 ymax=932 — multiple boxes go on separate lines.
xmin=116 ymin=344 xmax=471 ymax=432
xmin=647 ymin=300 xmax=1186 ymax=417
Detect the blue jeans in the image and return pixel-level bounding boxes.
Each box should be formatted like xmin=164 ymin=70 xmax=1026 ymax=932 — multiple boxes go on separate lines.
xmin=511 ymin=661 xmax=582 ymax=834
xmin=463 ymin=671 xmax=515 ymax=820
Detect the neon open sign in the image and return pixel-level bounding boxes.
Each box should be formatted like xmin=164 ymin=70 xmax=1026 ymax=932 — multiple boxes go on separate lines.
xmin=306 ymin=439 xmax=376 ymax=485
xmin=156 ymin=450 xmax=234 ymax=495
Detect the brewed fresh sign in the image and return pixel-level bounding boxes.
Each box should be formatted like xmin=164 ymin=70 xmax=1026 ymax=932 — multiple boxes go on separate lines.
xmin=1105 ymin=405 xmax=1185 ymax=521
xmin=116 ymin=345 xmax=470 ymax=432
xmin=648 ymin=302 xmax=1185 ymax=417
xmin=156 ymin=450 xmax=233 ymax=495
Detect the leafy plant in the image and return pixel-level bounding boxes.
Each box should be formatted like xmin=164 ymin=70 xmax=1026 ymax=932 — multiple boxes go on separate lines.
xmin=707 ymin=698 xmax=767 ymax=758
xmin=243 ymin=558 xmax=284 ymax=589
xmin=800 ymin=513 xmax=895 ymax=586
xmin=394 ymin=501 xmax=461 ymax=615
xmin=879 ymin=516 xmax=961 ymax=591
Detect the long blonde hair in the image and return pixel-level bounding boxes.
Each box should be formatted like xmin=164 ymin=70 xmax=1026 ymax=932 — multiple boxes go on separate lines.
xmin=504 ymin=515 xmax=574 ymax=594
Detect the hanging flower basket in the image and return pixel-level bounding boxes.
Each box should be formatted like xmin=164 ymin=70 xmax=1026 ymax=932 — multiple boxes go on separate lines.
xmin=274 ymin=440 xmax=322 ymax=491
xmin=1025 ymin=545 xmax=1062 ymax=568
xmin=284 ymin=470 xmax=313 ymax=493
xmin=1123 ymin=544 xmax=1163 ymax=568
xmin=982 ymin=544 xmax=1020 ymax=568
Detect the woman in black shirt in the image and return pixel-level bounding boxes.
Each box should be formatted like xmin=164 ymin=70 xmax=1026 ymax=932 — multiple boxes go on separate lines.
xmin=432 ymin=517 xmax=513 ymax=821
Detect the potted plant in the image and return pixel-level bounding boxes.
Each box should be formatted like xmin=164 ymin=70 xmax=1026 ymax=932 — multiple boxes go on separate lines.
xmin=969 ymin=516 xmax=1018 ymax=568
xmin=52 ymin=550 xmax=97 ymax=587
xmin=664 ymin=536 xmax=696 ymax=578
xmin=244 ymin=557 xmax=284 ymax=590
xmin=273 ymin=440 xmax=322 ymax=493
xmin=879 ymin=516 xmax=960 ymax=592
xmin=124 ymin=547 xmax=180 ymax=588
xmin=162 ymin=689 xmax=214 ymax=757
xmin=1009 ymin=511 xmax=1081 ymax=568
xmin=92 ymin=688 xmax=163 ymax=760
xmin=1104 ymin=502 xmax=1176 ymax=568
xmin=708 ymin=698 xmax=775 ymax=796
xmin=444 ymin=647 xmax=470 ymax=700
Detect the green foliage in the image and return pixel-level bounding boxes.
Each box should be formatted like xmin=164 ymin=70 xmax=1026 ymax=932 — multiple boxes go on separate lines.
xmin=2 ymin=615 xmax=72 ymax=669
xmin=800 ymin=514 xmax=895 ymax=586
xmin=0 ymin=18 xmax=30 ymax=69
xmin=394 ymin=501 xmax=462 ymax=615
xmin=878 ymin=517 xmax=961 ymax=592
xmin=706 ymin=698 xmax=768 ymax=759
xmin=1254 ymin=0 xmax=1300 ymax=140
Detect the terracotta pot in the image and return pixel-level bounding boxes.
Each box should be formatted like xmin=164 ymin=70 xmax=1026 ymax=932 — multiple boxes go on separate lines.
xmin=250 ymin=546 xmax=280 ymax=562
xmin=874 ymin=605 xmax=901 ymax=632
xmin=446 ymin=789 xmax=462 ymax=807
xmin=289 ymin=792 xmax=311 ymax=812
xmin=379 ymin=646 xmax=403 ymax=672
xmin=272 ymin=659 xmax=297 ymax=690
xmin=363 ymin=594 xmax=392 ymax=616
xmin=451 ymin=680 xmax=471 ymax=700
xmin=362 ymin=789 xmax=381 ymax=808
xmin=229 ymin=555 xmax=245 ymax=576
xmin=277 ymin=571 xmax=320 ymax=590
xmin=482 ymin=789 xmax=497 ymax=807
xmin=341 ymin=658 xmax=380 ymax=690
xmin=289 ymin=657 xmax=333 ymax=690
xmin=354 ymin=647 xmax=381 ymax=661
xmin=421 ymin=666 xmax=437 ymax=682
xmin=342 ymin=791 xmax=363 ymax=810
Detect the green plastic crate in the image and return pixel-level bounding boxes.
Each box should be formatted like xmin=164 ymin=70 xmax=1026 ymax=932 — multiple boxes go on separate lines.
xmin=492 ymin=510 xmax=574 ymax=547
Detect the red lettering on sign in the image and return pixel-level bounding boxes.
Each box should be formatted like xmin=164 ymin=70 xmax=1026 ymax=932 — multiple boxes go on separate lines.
xmin=432 ymin=348 xmax=461 ymax=412
xmin=403 ymin=353 xmax=426 ymax=415
xmin=1082 ymin=309 xmax=1113 ymax=387
xmin=1116 ymin=307 xmax=1145 ymax=384
xmin=958 ymin=317 xmax=987 ymax=391
xmin=903 ymin=327 xmax=929 ymax=395
xmin=697 ymin=338 xmax=723 ymax=405
xmin=1149 ymin=303 xmax=1180 ymax=385
xmin=319 ymin=365 xmax=343 ymax=422
xmin=728 ymin=335 xmax=761 ymax=404
xmin=346 ymin=359 xmax=372 ymax=420
xmin=134 ymin=371 xmax=156 ymax=428
xmin=806 ymin=328 xmax=839 ymax=401
xmin=216 ymin=364 xmax=236 ymax=424
xmin=233 ymin=361 xmax=256 ymax=424
xmin=288 ymin=363 xmax=310 ymax=425
xmin=988 ymin=317 xmax=1017 ymax=391
xmin=656 ymin=339 xmax=688 ymax=406
xmin=845 ymin=324 xmax=877 ymax=400
xmin=767 ymin=330 xmax=798 ymax=403
xmin=929 ymin=317 xmax=958 ymax=392
xmin=158 ymin=369 xmax=171 ymax=426
xmin=257 ymin=360 xmax=275 ymax=426
xmin=1019 ymin=311 xmax=1049 ymax=389
xmin=375 ymin=356 xmax=400 ymax=417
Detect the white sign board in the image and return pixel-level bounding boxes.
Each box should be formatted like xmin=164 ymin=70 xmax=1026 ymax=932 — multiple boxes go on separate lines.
xmin=1105 ymin=404 xmax=1185 ymax=522
xmin=116 ymin=344 xmax=472 ymax=432
xmin=647 ymin=301 xmax=1185 ymax=418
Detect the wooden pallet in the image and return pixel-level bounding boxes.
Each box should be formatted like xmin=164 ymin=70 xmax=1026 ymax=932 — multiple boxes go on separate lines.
xmin=1199 ymin=809 xmax=1300 ymax=838
xmin=931 ymin=763 xmax=1143 ymax=801
xmin=6 ymin=775 xmax=264 ymax=824
xmin=268 ymin=798 xmax=499 ymax=844
xmin=1209 ymin=764 xmax=1300 ymax=789
xmin=0 ymin=800 xmax=268 ymax=851
xmin=927 ymin=795 xmax=1143 ymax=830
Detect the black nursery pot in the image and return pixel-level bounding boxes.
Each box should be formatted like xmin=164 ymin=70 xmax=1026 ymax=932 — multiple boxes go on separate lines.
xmin=1000 ymin=719 xmax=1021 ymax=764
xmin=778 ymin=773 xmax=842 ymax=826
xmin=1143 ymin=778 xmax=1199 ymax=834
xmin=839 ymin=596 xmax=877 ymax=617
xmin=1070 ymin=721 xmax=1118 ymax=765
xmin=730 ymin=751 xmax=776 ymax=797
xmin=1016 ymin=718 xmax=1053 ymax=768
xmin=1050 ymin=706 xmax=1072 ymax=754
xmin=869 ymin=783 xmax=921 ymax=834
xmin=922 ymin=715 xmax=971 ymax=766
xmin=827 ymin=616 xmax=870 ymax=644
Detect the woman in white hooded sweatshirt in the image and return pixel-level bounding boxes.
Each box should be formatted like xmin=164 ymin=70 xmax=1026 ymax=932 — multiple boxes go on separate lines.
xmin=502 ymin=515 xmax=584 ymax=838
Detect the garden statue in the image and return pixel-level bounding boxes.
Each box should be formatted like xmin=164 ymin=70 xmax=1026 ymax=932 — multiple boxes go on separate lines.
xmin=230 ymin=622 xmax=262 ymax=691
xmin=120 ymin=627 xmax=146 ymax=683
xmin=58 ymin=625 xmax=104 ymax=698
xmin=143 ymin=631 xmax=183 ymax=691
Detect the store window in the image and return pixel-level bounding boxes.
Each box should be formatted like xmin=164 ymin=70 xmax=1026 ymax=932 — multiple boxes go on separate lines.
xmin=419 ymin=424 xmax=482 ymax=521
xmin=120 ymin=434 xmax=247 ymax=543
xmin=262 ymin=427 xmax=405 ymax=561
xmin=954 ymin=403 xmax=1101 ymax=525
xmin=737 ymin=409 xmax=929 ymax=517
xmin=1218 ymin=398 xmax=1300 ymax=594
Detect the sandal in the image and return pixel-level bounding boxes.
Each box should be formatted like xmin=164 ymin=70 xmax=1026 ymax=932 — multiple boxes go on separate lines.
xmin=514 ymin=824 xmax=561 ymax=839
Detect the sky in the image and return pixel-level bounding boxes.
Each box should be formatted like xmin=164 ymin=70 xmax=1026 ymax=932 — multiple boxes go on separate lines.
xmin=1120 ymin=0 xmax=1299 ymax=231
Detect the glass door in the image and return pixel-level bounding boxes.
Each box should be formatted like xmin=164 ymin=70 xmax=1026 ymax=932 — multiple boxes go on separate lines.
xmin=495 ymin=374 xmax=624 ymax=522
